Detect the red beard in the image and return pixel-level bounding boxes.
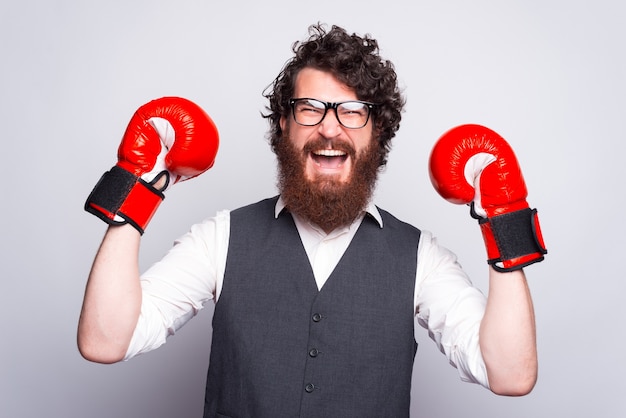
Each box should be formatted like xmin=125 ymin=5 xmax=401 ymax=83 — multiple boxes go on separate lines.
xmin=275 ymin=131 xmax=382 ymax=232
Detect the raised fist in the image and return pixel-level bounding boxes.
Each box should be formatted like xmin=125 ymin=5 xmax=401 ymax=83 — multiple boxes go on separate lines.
xmin=85 ymin=97 xmax=219 ymax=234
xmin=429 ymin=124 xmax=546 ymax=271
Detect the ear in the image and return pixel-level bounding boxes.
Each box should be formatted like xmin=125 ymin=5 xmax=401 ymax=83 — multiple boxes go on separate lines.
xmin=280 ymin=115 xmax=287 ymax=133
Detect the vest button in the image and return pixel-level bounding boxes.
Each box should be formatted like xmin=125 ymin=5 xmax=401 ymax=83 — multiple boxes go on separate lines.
xmin=309 ymin=348 xmax=319 ymax=357
xmin=312 ymin=313 xmax=322 ymax=322
xmin=305 ymin=383 xmax=316 ymax=393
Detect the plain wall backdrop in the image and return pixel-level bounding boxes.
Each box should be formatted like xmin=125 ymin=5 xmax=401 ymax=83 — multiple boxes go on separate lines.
xmin=1 ymin=1 xmax=624 ymax=417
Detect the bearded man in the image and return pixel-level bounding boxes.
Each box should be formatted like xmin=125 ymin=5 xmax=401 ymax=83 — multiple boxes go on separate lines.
xmin=78 ymin=23 xmax=542 ymax=418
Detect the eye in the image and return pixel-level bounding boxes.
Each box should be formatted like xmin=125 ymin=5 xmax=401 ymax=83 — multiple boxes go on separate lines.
xmin=338 ymin=102 xmax=367 ymax=116
xmin=296 ymin=99 xmax=325 ymax=114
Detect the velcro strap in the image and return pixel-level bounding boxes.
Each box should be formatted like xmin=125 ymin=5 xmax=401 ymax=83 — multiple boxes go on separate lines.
xmin=85 ymin=166 xmax=164 ymax=234
xmin=480 ymin=208 xmax=547 ymax=271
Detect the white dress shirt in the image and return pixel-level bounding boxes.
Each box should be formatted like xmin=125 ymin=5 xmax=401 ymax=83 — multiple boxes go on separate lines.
xmin=126 ymin=198 xmax=490 ymax=388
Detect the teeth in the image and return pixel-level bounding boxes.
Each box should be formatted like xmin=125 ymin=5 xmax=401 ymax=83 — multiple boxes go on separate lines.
xmin=313 ymin=149 xmax=346 ymax=157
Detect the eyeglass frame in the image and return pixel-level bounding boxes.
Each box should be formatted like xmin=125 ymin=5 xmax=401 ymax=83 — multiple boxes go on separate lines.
xmin=288 ymin=98 xmax=378 ymax=129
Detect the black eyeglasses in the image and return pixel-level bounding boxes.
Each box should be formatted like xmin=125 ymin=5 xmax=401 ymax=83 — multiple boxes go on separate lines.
xmin=289 ymin=98 xmax=377 ymax=129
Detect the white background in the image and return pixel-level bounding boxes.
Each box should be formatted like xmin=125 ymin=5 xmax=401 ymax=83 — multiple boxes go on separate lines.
xmin=1 ymin=1 xmax=624 ymax=417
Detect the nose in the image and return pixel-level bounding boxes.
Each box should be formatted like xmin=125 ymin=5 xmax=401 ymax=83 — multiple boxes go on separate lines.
xmin=317 ymin=108 xmax=342 ymax=137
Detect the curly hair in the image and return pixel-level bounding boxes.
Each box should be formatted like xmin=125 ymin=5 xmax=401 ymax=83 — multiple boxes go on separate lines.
xmin=262 ymin=23 xmax=405 ymax=166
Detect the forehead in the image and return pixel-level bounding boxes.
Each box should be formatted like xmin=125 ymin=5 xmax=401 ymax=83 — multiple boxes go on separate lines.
xmin=294 ymin=67 xmax=358 ymax=101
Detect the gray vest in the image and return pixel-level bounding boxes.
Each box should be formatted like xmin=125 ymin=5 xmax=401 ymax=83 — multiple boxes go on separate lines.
xmin=204 ymin=197 xmax=420 ymax=418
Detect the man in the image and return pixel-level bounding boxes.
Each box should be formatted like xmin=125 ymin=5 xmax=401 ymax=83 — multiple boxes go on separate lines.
xmin=78 ymin=24 xmax=546 ymax=417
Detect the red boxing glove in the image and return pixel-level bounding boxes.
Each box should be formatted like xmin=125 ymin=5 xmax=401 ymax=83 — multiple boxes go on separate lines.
xmin=429 ymin=124 xmax=546 ymax=272
xmin=85 ymin=97 xmax=219 ymax=234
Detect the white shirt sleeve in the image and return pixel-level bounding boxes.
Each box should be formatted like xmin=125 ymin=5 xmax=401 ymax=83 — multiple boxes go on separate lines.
xmin=124 ymin=210 xmax=231 ymax=360
xmin=414 ymin=231 xmax=490 ymax=389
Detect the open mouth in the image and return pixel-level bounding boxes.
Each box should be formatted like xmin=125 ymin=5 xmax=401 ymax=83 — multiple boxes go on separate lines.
xmin=311 ymin=149 xmax=349 ymax=169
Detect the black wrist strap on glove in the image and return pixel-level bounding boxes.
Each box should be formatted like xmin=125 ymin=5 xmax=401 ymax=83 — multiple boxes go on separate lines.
xmin=85 ymin=166 xmax=165 ymax=234
xmin=471 ymin=203 xmax=547 ymax=272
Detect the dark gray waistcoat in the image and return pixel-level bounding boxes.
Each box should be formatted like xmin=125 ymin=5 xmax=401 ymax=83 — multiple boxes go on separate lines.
xmin=204 ymin=197 xmax=420 ymax=418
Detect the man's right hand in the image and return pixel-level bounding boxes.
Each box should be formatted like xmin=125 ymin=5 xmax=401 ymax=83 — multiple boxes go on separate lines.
xmin=85 ymin=96 xmax=219 ymax=234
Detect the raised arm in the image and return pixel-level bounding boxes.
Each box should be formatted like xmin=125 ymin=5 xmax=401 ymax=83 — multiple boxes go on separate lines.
xmin=428 ymin=124 xmax=547 ymax=395
xmin=78 ymin=225 xmax=142 ymax=363
xmin=78 ymin=97 xmax=219 ymax=363
xmin=479 ymin=267 xmax=537 ymax=395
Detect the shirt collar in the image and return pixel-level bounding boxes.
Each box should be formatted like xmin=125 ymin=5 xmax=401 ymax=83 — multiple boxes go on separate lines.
xmin=275 ymin=195 xmax=383 ymax=228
